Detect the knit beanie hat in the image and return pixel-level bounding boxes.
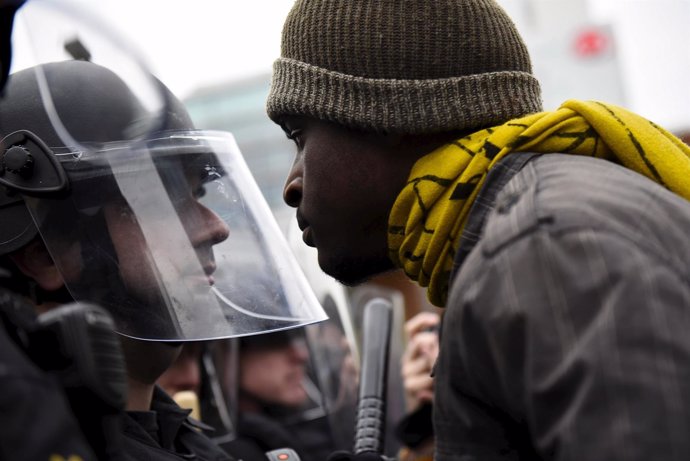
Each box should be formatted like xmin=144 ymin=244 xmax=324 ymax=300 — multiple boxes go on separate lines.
xmin=267 ymin=0 xmax=543 ymax=134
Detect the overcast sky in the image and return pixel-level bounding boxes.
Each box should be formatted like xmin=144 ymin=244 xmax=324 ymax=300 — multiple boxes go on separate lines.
xmin=13 ymin=0 xmax=690 ymax=130
xmin=67 ymin=0 xmax=294 ymax=98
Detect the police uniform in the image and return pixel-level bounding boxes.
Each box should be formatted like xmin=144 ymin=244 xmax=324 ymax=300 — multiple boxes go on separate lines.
xmin=0 ymin=288 xmax=97 ymax=460
xmin=121 ymin=386 xmax=234 ymax=461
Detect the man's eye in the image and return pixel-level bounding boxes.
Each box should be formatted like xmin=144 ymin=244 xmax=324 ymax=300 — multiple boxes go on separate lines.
xmin=287 ymin=129 xmax=303 ymax=148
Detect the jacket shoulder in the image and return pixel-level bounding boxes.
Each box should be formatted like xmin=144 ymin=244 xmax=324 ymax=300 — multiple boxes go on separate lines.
xmin=479 ymin=154 xmax=690 ymax=274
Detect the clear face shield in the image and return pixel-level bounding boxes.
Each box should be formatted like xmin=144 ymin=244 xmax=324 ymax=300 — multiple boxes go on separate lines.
xmin=2 ymin=1 xmax=326 ymax=341
xmin=21 ymin=131 xmax=327 ymax=340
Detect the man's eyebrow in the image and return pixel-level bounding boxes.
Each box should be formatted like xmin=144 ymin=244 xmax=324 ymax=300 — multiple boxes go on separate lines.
xmin=277 ymin=118 xmax=291 ymax=134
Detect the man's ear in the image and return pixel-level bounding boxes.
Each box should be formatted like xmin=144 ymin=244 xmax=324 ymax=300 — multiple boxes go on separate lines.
xmin=9 ymin=240 xmax=65 ymax=291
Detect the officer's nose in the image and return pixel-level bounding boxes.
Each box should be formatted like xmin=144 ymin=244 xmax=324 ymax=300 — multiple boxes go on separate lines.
xmin=288 ymin=337 xmax=309 ymax=364
xmin=193 ymin=201 xmax=230 ymax=246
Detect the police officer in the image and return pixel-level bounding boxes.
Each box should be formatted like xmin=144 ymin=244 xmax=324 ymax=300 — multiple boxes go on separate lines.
xmin=1 ymin=2 xmax=328 ymax=457
xmin=0 ymin=57 xmax=329 ymax=459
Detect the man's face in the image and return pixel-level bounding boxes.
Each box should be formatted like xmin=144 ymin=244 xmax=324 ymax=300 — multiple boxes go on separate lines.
xmin=240 ymin=336 xmax=310 ymax=407
xmin=281 ymin=115 xmax=422 ymax=285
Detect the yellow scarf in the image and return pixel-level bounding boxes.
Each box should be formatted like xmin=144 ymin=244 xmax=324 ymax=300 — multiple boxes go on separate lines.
xmin=388 ymin=100 xmax=690 ymax=307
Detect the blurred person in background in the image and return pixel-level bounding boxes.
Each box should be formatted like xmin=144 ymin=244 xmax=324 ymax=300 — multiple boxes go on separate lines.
xmin=268 ymin=0 xmax=690 ymax=459
xmin=157 ymin=342 xmax=206 ymax=406
xmin=224 ymin=330 xmax=320 ymax=461
xmin=158 ymin=327 xmax=358 ymax=461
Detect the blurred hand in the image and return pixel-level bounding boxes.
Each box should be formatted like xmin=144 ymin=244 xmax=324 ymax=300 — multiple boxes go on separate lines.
xmin=401 ymin=312 xmax=440 ymax=409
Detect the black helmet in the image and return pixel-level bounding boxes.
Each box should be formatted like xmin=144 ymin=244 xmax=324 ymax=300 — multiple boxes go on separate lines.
xmin=0 ymin=60 xmax=189 ymax=253
xmin=0 ymin=60 xmax=327 ymax=341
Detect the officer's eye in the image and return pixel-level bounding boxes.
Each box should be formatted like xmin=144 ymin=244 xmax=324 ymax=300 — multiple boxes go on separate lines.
xmin=194 ymin=186 xmax=207 ymax=199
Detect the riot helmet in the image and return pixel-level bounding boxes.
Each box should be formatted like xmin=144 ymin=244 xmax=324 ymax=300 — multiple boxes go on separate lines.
xmin=0 ymin=60 xmax=327 ymax=341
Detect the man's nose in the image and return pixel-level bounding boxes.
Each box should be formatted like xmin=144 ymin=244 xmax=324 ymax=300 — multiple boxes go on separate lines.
xmin=283 ymin=158 xmax=303 ymax=208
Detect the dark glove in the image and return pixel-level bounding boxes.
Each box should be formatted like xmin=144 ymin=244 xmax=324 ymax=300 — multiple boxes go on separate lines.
xmin=327 ymin=450 xmax=393 ymax=461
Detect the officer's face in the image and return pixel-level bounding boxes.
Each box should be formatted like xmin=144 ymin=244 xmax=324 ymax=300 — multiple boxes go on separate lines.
xmin=240 ymin=336 xmax=310 ymax=407
xmin=102 ymin=169 xmax=230 ymax=307
xmin=157 ymin=342 xmax=204 ymax=396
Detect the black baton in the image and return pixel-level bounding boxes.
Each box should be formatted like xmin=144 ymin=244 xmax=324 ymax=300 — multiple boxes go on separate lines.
xmin=354 ymin=298 xmax=393 ymax=456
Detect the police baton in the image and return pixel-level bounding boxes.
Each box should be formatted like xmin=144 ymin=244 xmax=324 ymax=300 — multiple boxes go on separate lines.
xmin=353 ymin=298 xmax=393 ymax=456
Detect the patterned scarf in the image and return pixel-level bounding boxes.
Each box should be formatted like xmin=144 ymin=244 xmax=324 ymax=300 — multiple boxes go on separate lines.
xmin=388 ymin=100 xmax=690 ymax=307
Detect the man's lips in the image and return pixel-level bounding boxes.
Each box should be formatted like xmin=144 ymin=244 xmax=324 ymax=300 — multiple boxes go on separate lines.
xmin=296 ymin=212 xmax=315 ymax=247
xmin=296 ymin=212 xmax=309 ymax=232
xmin=302 ymin=226 xmax=315 ymax=247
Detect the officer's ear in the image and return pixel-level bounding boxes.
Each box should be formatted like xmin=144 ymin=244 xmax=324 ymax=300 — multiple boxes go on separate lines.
xmin=9 ymin=239 xmax=66 ymax=291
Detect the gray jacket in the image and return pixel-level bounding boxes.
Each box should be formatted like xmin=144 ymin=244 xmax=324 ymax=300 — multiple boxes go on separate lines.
xmin=434 ymin=153 xmax=690 ymax=460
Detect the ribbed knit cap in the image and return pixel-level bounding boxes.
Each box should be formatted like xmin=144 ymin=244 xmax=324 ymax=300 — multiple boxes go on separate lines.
xmin=267 ymin=0 xmax=543 ymax=134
